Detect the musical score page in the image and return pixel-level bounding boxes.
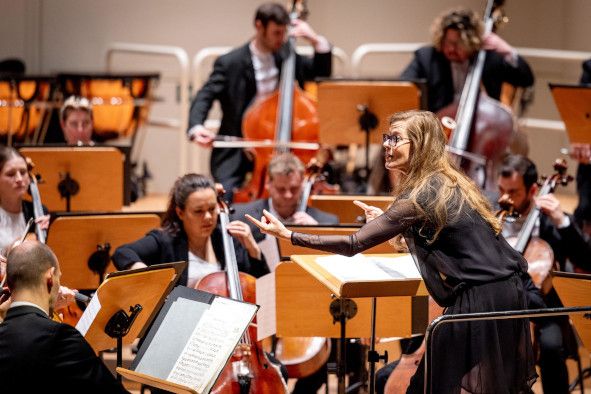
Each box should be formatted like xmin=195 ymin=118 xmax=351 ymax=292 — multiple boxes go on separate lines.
xmin=166 ymin=297 xmax=258 ymax=393
xmin=314 ymin=253 xmax=420 ymax=282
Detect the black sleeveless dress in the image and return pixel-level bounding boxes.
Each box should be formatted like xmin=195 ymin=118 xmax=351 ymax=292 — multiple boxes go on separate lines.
xmin=291 ymin=193 xmax=537 ymax=393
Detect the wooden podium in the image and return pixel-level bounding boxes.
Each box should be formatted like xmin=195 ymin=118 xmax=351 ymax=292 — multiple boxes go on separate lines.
xmin=47 ymin=213 xmax=161 ymax=289
xmin=19 ymin=146 xmax=124 ymax=211
xmin=257 ymin=254 xmax=428 ymax=394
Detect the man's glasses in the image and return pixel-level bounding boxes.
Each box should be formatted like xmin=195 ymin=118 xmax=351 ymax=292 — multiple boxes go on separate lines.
xmin=382 ymin=134 xmax=410 ymax=147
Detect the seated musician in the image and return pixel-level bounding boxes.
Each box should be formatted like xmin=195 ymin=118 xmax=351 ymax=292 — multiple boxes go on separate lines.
xmin=187 ymin=2 xmax=332 ymax=200
xmin=0 ymin=146 xmax=49 ymax=255
xmin=400 ymin=7 xmax=534 ymax=113
xmin=112 ymin=173 xmax=268 ymax=288
xmin=497 ymin=154 xmax=591 ymax=394
xmin=0 ymin=240 xmax=128 ymax=393
xmin=232 ymin=152 xmax=338 ymax=244
xmin=232 ymin=152 xmax=350 ymax=393
xmin=60 ymin=95 xmax=94 ymax=146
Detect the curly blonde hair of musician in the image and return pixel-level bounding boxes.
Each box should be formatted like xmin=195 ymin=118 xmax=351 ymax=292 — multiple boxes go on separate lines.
xmin=431 ymin=8 xmax=484 ymax=55
xmin=390 ymin=110 xmax=501 ymax=242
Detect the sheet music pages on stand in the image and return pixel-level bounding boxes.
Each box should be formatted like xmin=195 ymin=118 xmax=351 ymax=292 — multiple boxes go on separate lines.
xmin=130 ymin=287 xmax=258 ymax=394
xmin=314 ymin=253 xmax=421 ymax=282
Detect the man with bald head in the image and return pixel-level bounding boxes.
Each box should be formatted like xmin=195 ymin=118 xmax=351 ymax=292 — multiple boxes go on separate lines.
xmin=0 ymin=241 xmax=127 ymax=393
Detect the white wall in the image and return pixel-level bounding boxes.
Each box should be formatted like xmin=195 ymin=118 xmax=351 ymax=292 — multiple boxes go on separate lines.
xmin=1 ymin=0 xmax=589 ymax=194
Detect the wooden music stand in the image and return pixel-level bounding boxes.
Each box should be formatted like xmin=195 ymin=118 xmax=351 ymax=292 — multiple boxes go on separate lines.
xmin=317 ymin=80 xmax=423 ymax=146
xmin=46 ymin=212 xmax=161 ymax=290
xmin=549 ymin=83 xmax=591 ymax=145
xmin=19 ymin=146 xmax=124 ymax=211
xmin=256 ymin=254 xmax=428 ymax=394
xmin=309 ymin=194 xmax=394 ymax=224
xmin=76 ymin=262 xmax=185 ymax=385
xmin=552 ymin=271 xmax=591 ymax=350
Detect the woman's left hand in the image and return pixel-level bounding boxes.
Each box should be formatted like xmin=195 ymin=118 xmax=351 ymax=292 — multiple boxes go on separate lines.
xmin=226 ymin=220 xmax=261 ymax=260
xmin=35 ymin=215 xmax=50 ymax=230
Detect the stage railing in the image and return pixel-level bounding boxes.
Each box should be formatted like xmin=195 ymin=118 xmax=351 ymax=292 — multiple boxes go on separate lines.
xmin=105 ymin=42 xmax=190 ymax=175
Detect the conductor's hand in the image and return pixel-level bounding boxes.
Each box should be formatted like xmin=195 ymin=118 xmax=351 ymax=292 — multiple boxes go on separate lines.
xmin=353 ymin=200 xmax=384 ymax=223
xmin=226 ymin=220 xmax=261 ymax=260
xmin=189 ymin=125 xmax=215 ymax=148
xmin=245 ymin=210 xmax=292 ymax=240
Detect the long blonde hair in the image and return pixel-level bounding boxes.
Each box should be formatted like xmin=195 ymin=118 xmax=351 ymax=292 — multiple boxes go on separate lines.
xmin=390 ymin=110 xmax=501 ymax=242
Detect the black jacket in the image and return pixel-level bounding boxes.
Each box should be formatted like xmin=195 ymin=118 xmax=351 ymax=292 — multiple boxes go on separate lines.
xmin=401 ymin=46 xmax=534 ymax=112
xmin=111 ymin=226 xmax=269 ymax=286
xmin=0 ymin=305 xmax=127 ymax=393
xmin=188 ymin=42 xmax=332 ymax=190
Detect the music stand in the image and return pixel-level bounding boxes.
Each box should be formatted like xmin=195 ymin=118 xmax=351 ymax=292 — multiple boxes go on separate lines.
xmin=76 ymin=262 xmax=186 ymax=382
xmin=256 ymin=254 xmax=429 ymax=394
xmin=46 ymin=212 xmax=161 ymax=290
xmin=317 ymin=79 xmax=423 ymax=177
xmin=309 ymin=194 xmax=394 ymax=224
xmin=549 ymin=83 xmax=591 ymax=145
xmin=19 ymin=146 xmax=124 ymax=211
xmin=552 ymin=271 xmax=591 ymax=350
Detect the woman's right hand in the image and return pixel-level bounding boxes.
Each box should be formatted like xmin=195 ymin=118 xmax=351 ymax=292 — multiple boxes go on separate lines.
xmin=245 ymin=210 xmax=292 ymax=240
xmin=353 ymin=200 xmax=384 ymax=223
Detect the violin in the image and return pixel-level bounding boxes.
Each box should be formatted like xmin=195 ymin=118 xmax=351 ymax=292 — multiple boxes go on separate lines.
xmin=437 ymin=0 xmax=514 ymax=191
xmin=235 ymin=0 xmax=319 ymax=202
xmin=498 ymin=158 xmax=573 ymax=294
xmin=195 ymin=192 xmax=287 ymax=393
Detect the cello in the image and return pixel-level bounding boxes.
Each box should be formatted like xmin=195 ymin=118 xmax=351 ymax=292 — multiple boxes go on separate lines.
xmin=195 ymin=192 xmax=288 ymax=393
xmin=235 ymin=0 xmax=320 ymax=202
xmin=437 ymin=0 xmax=515 ymax=191
xmin=502 ymin=158 xmax=573 ymax=294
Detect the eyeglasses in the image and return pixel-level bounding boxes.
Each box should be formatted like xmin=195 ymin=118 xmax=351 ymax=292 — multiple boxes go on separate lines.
xmin=382 ymin=134 xmax=410 ymax=147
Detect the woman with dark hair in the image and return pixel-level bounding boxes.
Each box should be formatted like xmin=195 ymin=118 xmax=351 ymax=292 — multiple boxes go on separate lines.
xmin=112 ymin=173 xmax=268 ymax=287
xmin=0 ymin=146 xmax=50 ymax=251
xmin=247 ymin=110 xmax=537 ymax=393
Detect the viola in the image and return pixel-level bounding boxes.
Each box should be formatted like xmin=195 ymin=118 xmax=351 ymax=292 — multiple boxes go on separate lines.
xmin=500 ymin=158 xmax=573 ymax=294
xmin=234 ymin=0 xmax=319 ymax=202
xmin=437 ymin=0 xmax=514 ymax=191
xmin=195 ymin=192 xmax=287 ymax=393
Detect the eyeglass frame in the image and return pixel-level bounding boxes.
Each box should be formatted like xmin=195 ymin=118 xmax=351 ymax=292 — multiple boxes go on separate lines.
xmin=382 ymin=133 xmax=410 ymax=147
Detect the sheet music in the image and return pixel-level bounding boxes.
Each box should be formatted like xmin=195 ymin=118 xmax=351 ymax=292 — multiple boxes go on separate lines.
xmin=167 ymin=297 xmax=258 ymax=392
xmin=75 ymin=294 xmax=101 ymax=336
xmin=315 ymin=253 xmax=420 ymax=282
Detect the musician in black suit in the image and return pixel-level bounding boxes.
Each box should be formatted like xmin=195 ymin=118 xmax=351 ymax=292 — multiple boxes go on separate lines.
xmin=400 ymin=7 xmax=534 ymax=113
xmin=232 ymin=153 xmax=338 ymax=244
xmin=0 ymin=241 xmax=128 ymax=393
xmin=188 ymin=2 xmax=331 ymax=200
xmin=497 ymin=154 xmax=591 ymax=394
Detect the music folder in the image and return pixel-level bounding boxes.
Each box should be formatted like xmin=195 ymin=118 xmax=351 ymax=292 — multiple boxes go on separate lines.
xmin=117 ymin=286 xmax=259 ymax=394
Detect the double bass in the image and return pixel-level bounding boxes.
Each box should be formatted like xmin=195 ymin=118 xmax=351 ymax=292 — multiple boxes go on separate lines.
xmin=196 ymin=193 xmax=287 ymax=393
xmin=438 ymin=0 xmax=515 ymax=190
xmin=235 ymin=0 xmax=320 ymax=202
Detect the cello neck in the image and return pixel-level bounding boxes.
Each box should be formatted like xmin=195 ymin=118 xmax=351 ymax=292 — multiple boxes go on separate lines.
xmin=449 ymin=0 xmax=500 ymax=152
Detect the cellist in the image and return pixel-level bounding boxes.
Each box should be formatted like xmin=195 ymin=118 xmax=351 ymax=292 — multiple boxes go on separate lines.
xmin=187 ymin=2 xmax=332 ymax=201
xmin=400 ymin=7 xmax=534 ymax=114
xmin=497 ymin=154 xmax=591 ymax=394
